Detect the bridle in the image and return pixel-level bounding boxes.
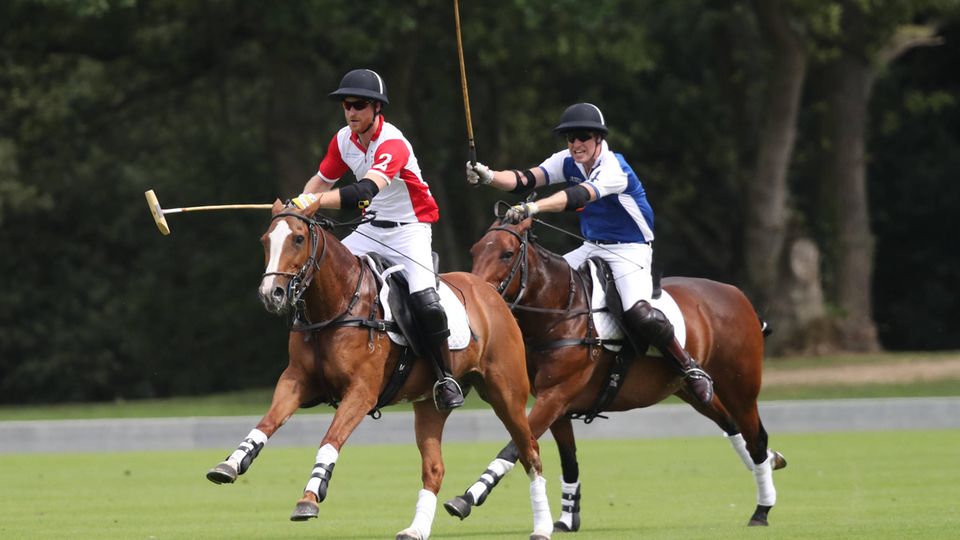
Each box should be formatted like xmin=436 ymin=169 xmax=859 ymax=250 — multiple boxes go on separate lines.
xmin=487 ymin=225 xmax=530 ymax=310
xmin=261 ymin=211 xmax=331 ymax=312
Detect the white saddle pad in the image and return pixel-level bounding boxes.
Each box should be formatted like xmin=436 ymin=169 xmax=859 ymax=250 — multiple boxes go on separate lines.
xmin=364 ymin=256 xmax=471 ymax=351
xmin=586 ymin=259 xmax=686 ymax=353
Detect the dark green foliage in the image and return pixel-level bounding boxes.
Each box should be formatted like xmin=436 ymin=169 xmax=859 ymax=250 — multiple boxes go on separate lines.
xmin=1 ymin=1 xmax=958 ymax=403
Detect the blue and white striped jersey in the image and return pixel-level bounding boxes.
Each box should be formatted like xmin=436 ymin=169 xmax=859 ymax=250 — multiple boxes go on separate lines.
xmin=538 ymin=141 xmax=654 ymax=244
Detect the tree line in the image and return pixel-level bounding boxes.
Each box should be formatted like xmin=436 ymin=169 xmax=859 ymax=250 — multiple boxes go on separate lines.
xmin=1 ymin=0 xmax=958 ymax=404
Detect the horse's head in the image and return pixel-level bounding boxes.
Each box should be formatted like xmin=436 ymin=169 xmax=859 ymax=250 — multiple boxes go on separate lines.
xmin=469 ymin=217 xmax=534 ymax=303
xmin=258 ymin=198 xmax=327 ymax=314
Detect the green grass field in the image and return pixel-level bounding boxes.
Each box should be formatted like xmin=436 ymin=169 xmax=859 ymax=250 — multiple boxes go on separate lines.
xmin=2 ymin=351 xmax=959 ymax=421
xmin=3 ymin=431 xmax=958 ymax=539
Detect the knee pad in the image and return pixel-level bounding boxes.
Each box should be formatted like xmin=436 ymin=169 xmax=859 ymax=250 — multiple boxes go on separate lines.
xmin=410 ymin=288 xmax=450 ymax=343
xmin=622 ymin=300 xmax=674 ymax=349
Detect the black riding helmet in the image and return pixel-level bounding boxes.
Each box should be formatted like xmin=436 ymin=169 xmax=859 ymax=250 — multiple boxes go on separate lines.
xmin=553 ymin=103 xmax=608 ymax=135
xmin=328 ymin=68 xmax=389 ymax=104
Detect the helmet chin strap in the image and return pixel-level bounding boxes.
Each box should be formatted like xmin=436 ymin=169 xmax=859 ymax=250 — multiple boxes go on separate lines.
xmin=360 ymin=104 xmax=383 ymax=135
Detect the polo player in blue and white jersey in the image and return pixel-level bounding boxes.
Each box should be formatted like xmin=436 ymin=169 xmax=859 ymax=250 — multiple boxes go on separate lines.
xmin=466 ymin=102 xmax=714 ymax=405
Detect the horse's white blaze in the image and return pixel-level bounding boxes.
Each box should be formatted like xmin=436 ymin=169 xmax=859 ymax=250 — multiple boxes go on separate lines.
xmin=259 ymin=221 xmax=293 ymax=296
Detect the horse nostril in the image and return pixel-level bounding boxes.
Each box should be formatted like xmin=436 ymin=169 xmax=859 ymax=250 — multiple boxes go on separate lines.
xmin=272 ymin=287 xmax=285 ymax=303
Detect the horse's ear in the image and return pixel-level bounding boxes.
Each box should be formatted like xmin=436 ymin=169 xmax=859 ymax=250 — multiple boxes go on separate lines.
xmin=305 ymin=195 xmax=324 ymax=215
xmin=272 ymin=199 xmax=285 ymax=214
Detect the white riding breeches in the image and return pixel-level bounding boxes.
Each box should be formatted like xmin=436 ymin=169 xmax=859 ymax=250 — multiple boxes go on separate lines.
xmin=342 ymin=222 xmax=436 ymax=293
xmin=563 ymin=241 xmax=653 ymax=311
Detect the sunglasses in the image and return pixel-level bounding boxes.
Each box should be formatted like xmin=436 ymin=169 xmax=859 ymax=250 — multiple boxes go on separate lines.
xmin=565 ymin=131 xmax=594 ymax=143
xmin=342 ymin=100 xmax=372 ymax=111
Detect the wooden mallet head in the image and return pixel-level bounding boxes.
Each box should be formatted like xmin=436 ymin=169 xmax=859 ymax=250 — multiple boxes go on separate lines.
xmin=144 ymin=189 xmax=171 ymax=235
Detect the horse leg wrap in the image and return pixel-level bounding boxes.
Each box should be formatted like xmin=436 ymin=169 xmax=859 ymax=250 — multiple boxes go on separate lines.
xmin=555 ymin=479 xmax=581 ymax=532
xmin=753 ymin=453 xmax=777 ymax=506
xmin=227 ymin=429 xmax=268 ymax=475
xmin=726 ymin=433 xmax=754 ymax=471
xmin=406 ymin=489 xmax=437 ymax=539
xmin=528 ymin=472 xmax=553 ymax=536
xmin=467 ymin=457 xmax=514 ymax=506
xmin=304 ymin=444 xmax=338 ymax=502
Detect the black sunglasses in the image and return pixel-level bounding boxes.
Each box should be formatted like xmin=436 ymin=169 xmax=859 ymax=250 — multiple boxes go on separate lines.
xmin=565 ymin=131 xmax=594 ymax=143
xmin=342 ymin=100 xmax=372 ymax=111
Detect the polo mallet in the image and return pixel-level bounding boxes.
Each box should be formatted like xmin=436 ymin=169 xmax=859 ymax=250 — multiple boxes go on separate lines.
xmin=144 ymin=189 xmax=272 ymax=235
xmin=454 ymin=0 xmax=476 ymax=165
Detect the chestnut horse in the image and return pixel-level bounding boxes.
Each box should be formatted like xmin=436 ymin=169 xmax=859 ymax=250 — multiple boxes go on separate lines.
xmin=444 ymin=217 xmax=786 ymax=530
xmin=205 ymin=201 xmax=553 ymax=540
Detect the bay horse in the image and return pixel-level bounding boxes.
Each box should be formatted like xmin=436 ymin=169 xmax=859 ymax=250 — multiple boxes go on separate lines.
xmin=444 ymin=217 xmax=786 ymax=530
xmin=205 ymin=201 xmax=553 ymax=540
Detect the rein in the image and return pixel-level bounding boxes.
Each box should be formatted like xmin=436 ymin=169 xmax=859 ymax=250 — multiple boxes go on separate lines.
xmin=485 ymin=224 xmax=621 ymax=353
xmin=265 ymin=210 xmax=407 ymax=418
xmin=262 ymin=211 xmax=330 ymax=312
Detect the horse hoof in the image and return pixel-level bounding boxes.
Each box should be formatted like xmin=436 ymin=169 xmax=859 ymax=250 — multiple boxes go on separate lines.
xmin=395 ymin=527 xmax=423 ymax=540
xmin=748 ymin=504 xmax=771 ymax=526
xmin=206 ymin=462 xmax=237 ymax=484
xmin=530 ymin=531 xmax=552 ymax=540
xmin=771 ymin=451 xmax=787 ymax=470
xmin=554 ymin=519 xmax=579 ymax=532
xmin=290 ymin=500 xmax=319 ymax=521
xmin=443 ymin=496 xmax=472 ymax=520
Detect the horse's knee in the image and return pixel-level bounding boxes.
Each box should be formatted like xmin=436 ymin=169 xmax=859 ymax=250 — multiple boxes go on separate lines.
xmin=422 ymin=461 xmax=445 ymax=487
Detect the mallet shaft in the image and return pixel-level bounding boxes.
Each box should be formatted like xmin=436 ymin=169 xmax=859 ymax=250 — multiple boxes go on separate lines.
xmin=164 ymin=204 xmax=273 ymax=214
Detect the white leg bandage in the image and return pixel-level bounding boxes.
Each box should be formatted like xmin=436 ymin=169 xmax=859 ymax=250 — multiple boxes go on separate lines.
xmin=227 ymin=428 xmax=268 ymax=471
xmin=556 ymin=478 xmax=580 ymax=530
xmin=466 ymin=457 xmax=514 ymax=504
xmin=304 ymin=443 xmax=339 ymax=498
xmin=726 ymin=433 xmax=754 ymax=471
xmin=753 ymin=453 xmax=777 ymax=506
xmin=406 ymin=489 xmax=437 ymax=539
xmin=528 ymin=472 xmax=553 ymax=536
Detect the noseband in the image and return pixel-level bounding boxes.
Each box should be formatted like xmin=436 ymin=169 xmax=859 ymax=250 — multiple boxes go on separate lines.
xmin=262 ymin=211 xmax=330 ymax=310
xmin=488 ymin=226 xmax=530 ymax=309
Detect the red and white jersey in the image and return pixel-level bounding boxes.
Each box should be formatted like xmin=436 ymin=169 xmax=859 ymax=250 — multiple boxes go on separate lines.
xmin=316 ymin=118 xmax=439 ymax=223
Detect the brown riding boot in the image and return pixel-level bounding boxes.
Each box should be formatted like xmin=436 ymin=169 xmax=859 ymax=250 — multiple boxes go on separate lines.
xmin=665 ymin=338 xmax=714 ymax=405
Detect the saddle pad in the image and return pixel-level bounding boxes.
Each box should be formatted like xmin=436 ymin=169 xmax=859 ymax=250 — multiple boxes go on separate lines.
xmin=364 ymin=256 xmax=471 ymax=350
xmin=586 ymin=259 xmax=686 ymax=353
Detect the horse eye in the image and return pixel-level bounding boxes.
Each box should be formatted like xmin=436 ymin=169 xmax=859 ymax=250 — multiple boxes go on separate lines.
xmin=500 ymin=250 xmax=514 ymax=260
xmin=294 ymin=235 xmax=305 ymax=245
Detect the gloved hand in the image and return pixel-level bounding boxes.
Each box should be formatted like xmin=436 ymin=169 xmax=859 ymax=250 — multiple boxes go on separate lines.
xmin=291 ymin=192 xmax=319 ymax=209
xmin=466 ymin=161 xmax=494 ymax=185
xmin=504 ymin=201 xmax=539 ymax=224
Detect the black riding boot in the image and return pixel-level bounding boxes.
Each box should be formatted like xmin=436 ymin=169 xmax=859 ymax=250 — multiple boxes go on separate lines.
xmin=622 ymin=300 xmax=714 ymax=405
xmin=410 ymin=288 xmax=464 ymax=411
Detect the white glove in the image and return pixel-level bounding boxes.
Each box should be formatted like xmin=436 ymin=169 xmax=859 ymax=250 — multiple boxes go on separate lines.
xmin=505 ymin=202 xmax=539 ymax=224
xmin=466 ymin=161 xmax=494 ymax=185
xmin=292 ymin=192 xmax=319 ymax=209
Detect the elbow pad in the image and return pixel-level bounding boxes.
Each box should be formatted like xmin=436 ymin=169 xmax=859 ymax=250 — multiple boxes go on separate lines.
xmin=563 ymin=185 xmax=591 ymax=211
xmin=339 ymin=178 xmax=380 ymax=210
xmin=510 ymin=169 xmax=538 ymax=195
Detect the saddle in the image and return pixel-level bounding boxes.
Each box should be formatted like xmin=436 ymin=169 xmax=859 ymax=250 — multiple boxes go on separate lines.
xmin=364 ymin=253 xmax=471 ymax=353
xmin=578 ymin=257 xmax=681 ymax=352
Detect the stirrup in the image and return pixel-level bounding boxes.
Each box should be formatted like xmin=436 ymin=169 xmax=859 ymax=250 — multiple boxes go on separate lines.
xmin=433 ymin=376 xmax=464 ymax=411
xmin=683 ymin=366 xmax=713 ymax=382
